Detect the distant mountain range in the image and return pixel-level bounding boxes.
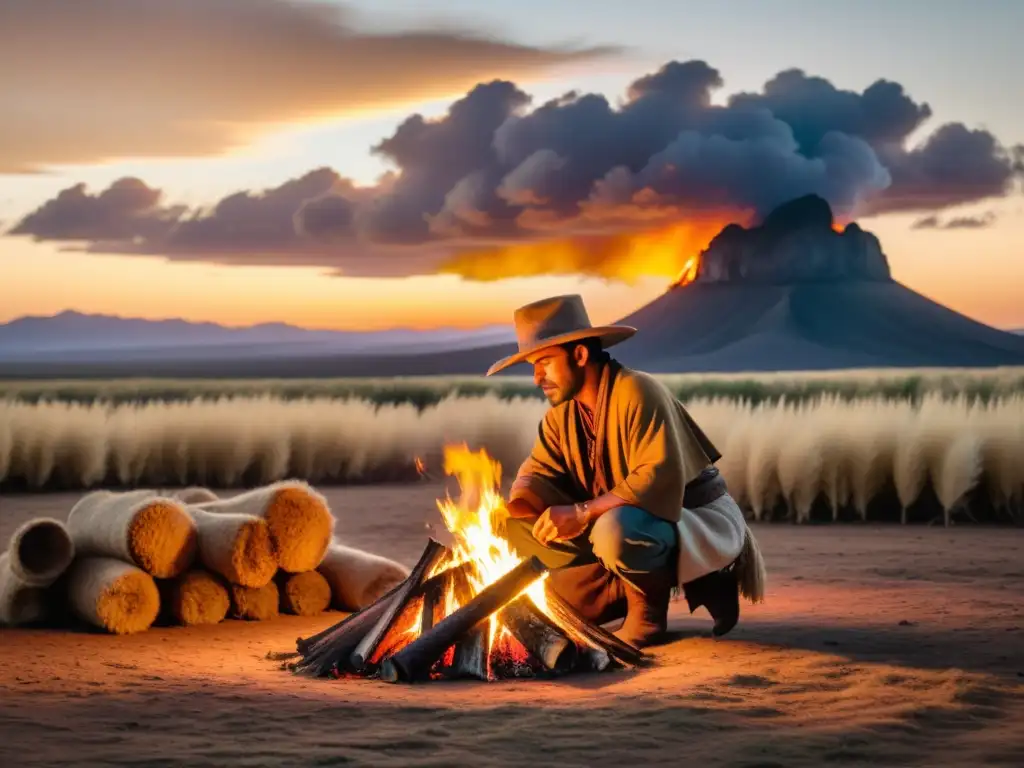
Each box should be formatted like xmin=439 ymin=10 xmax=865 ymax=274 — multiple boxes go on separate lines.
xmin=0 ymin=310 xmax=515 ymax=364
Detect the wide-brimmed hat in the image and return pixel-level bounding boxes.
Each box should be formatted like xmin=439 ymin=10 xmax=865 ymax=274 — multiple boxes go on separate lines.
xmin=485 ymin=294 xmax=636 ymax=376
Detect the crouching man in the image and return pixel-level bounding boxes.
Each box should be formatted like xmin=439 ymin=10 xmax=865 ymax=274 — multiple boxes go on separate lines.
xmin=487 ymin=294 xmax=766 ymax=648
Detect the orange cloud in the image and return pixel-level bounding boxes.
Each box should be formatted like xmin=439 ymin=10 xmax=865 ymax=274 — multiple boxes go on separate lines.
xmin=0 ymin=0 xmax=618 ymax=173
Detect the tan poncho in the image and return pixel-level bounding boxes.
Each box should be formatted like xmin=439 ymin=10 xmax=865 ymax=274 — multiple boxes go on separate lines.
xmin=511 ymin=360 xmax=749 ymax=585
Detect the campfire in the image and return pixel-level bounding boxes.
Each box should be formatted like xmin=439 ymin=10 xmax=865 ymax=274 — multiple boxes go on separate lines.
xmin=283 ymin=445 xmax=647 ymax=683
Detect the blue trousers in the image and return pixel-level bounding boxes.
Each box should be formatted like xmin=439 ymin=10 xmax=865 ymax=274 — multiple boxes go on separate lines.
xmin=503 ymin=505 xmax=677 ymax=580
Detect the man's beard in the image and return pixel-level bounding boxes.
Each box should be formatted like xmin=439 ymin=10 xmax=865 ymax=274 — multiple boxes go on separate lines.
xmin=543 ymin=368 xmax=584 ymax=405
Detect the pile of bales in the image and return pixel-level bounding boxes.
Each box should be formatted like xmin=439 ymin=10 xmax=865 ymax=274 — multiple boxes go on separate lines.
xmin=0 ymin=480 xmax=409 ymax=634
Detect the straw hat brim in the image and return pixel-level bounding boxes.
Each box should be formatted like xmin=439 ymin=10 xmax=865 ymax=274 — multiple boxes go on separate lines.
xmin=485 ymin=325 xmax=636 ymax=376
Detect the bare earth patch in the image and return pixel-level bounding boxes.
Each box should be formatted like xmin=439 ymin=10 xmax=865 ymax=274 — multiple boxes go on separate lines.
xmin=1 ymin=483 xmax=1023 ymax=767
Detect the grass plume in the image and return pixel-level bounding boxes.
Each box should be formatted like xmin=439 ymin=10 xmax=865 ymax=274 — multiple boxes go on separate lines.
xmin=1 ymin=379 xmax=1022 ymax=524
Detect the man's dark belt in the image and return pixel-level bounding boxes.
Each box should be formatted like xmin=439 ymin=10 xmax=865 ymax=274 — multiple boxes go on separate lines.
xmin=683 ymin=466 xmax=728 ymax=508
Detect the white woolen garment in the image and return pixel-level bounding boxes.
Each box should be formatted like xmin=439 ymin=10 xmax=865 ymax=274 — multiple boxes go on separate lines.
xmin=673 ymin=493 xmax=747 ymax=585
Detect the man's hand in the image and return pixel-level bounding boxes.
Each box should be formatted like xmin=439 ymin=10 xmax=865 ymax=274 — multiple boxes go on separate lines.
xmin=532 ymin=504 xmax=589 ymax=545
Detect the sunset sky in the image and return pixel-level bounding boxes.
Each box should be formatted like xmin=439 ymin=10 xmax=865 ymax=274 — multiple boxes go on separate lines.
xmin=1 ymin=0 xmax=1022 ymax=331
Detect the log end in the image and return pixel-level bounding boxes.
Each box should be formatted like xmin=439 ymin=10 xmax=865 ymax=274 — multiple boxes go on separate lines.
xmin=266 ymin=484 xmax=335 ymax=573
xmin=228 ymin=519 xmax=278 ymax=588
xmin=128 ymin=500 xmax=198 ymax=579
xmin=8 ymin=517 xmax=75 ymax=588
xmin=278 ymin=570 xmax=331 ymax=616
xmin=378 ymin=658 xmax=402 ymax=684
xmin=71 ymin=558 xmax=160 ymax=635
xmin=165 ymin=569 xmax=231 ymax=626
xmin=230 ymin=580 xmax=280 ymax=621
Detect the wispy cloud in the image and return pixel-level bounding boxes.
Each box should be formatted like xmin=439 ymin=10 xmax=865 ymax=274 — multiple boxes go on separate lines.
xmin=0 ymin=0 xmax=618 ymax=173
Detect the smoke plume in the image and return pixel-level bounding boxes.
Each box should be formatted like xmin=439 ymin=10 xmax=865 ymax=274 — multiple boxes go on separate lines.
xmin=8 ymin=59 xmax=1022 ymax=281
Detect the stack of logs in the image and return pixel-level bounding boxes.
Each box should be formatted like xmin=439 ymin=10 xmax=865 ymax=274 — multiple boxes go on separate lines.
xmin=0 ymin=482 xmax=409 ymax=634
xmin=280 ymin=539 xmax=648 ymax=683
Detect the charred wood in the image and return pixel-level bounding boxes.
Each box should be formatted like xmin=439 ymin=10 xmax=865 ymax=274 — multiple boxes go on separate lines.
xmin=349 ymin=538 xmax=448 ymax=672
xmin=542 ymin=583 xmax=648 ymax=668
xmin=498 ymin=595 xmax=577 ymax=673
xmin=379 ymin=556 xmax=548 ymax=683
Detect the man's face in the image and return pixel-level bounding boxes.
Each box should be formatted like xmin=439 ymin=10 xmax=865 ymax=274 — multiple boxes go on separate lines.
xmin=527 ymin=345 xmax=586 ymax=405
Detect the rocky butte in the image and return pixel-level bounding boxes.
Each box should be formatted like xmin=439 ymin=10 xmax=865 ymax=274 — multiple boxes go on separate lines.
xmin=692 ymin=194 xmax=892 ymax=285
xmin=610 ymin=194 xmax=1024 ymax=372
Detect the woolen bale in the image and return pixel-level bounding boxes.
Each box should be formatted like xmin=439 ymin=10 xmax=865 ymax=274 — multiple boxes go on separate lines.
xmin=196 ymin=480 xmax=334 ymax=573
xmin=277 ymin=569 xmax=331 ymax=616
xmin=317 ymin=543 xmax=409 ymax=611
xmin=160 ymin=569 xmax=231 ymax=626
xmin=6 ymin=517 xmax=75 ymax=588
xmin=65 ymin=557 xmax=160 ymax=635
xmin=67 ymin=490 xmax=197 ymax=578
xmin=230 ymin=580 xmax=280 ymax=621
xmin=0 ymin=552 xmax=48 ymax=627
xmin=188 ymin=508 xmax=277 ymax=588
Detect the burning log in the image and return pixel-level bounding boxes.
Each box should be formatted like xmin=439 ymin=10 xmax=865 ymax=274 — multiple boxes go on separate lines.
xmin=379 ymin=555 xmax=548 ymax=684
xmin=349 ymin=539 xmax=448 ymax=672
xmin=285 ymin=539 xmax=446 ymax=676
xmin=542 ymin=584 xmax=648 ymax=668
xmin=449 ymin=626 xmax=490 ymax=681
xmin=440 ymin=563 xmax=489 ymax=680
xmin=498 ymin=595 xmax=577 ymax=674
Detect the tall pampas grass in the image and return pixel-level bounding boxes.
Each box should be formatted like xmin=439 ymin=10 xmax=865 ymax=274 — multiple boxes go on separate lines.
xmin=1 ymin=388 xmax=1022 ymax=524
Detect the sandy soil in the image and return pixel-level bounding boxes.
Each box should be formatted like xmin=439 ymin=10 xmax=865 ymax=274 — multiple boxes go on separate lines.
xmin=1 ymin=482 xmax=1023 ymax=767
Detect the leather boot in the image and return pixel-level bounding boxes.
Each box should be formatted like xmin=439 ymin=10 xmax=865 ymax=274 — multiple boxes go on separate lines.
xmin=683 ymin=566 xmax=739 ymax=637
xmin=546 ymin=562 xmax=627 ymax=626
xmin=612 ymin=566 xmax=674 ymax=649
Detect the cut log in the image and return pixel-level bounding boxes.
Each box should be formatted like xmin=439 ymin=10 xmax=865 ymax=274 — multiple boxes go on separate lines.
xmin=289 ymin=590 xmax=400 ymax=677
xmin=367 ymin=595 xmax=425 ymax=666
xmin=349 ymin=539 xmax=447 ymax=672
xmin=448 ymin=626 xmax=490 ymax=681
xmin=579 ymin=647 xmax=612 ymax=672
xmin=542 ymin=583 xmax=648 ymax=668
xmin=419 ymin=569 xmax=445 ymax=635
xmin=277 ymin=570 xmax=331 ymax=616
xmin=498 ymin=595 xmax=577 ymax=673
xmin=379 ymin=556 xmax=548 ymax=684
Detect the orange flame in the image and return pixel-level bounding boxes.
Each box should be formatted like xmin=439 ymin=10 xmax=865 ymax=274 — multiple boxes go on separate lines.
xmin=423 ymin=444 xmax=550 ymax=661
xmin=671 ymin=253 xmax=700 ymax=288
xmin=414 ymin=456 xmax=426 ymax=476
xmin=437 ymin=217 xmax=734 ymax=283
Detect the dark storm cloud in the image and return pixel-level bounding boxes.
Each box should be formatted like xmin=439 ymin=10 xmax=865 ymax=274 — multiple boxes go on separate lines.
xmin=8 ymin=177 xmax=181 ymax=243
xmin=911 ymin=211 xmax=998 ymax=230
xmin=7 ymin=59 xmax=1022 ymax=279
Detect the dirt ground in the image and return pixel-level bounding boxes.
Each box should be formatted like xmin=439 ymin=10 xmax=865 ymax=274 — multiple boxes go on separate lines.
xmin=1 ymin=482 xmax=1023 ymax=767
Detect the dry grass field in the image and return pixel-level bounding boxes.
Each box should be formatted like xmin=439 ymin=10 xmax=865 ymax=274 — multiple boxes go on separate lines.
xmin=4 ymin=366 xmax=1024 ymax=407
xmin=1 ymin=370 xmax=1021 ymax=524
